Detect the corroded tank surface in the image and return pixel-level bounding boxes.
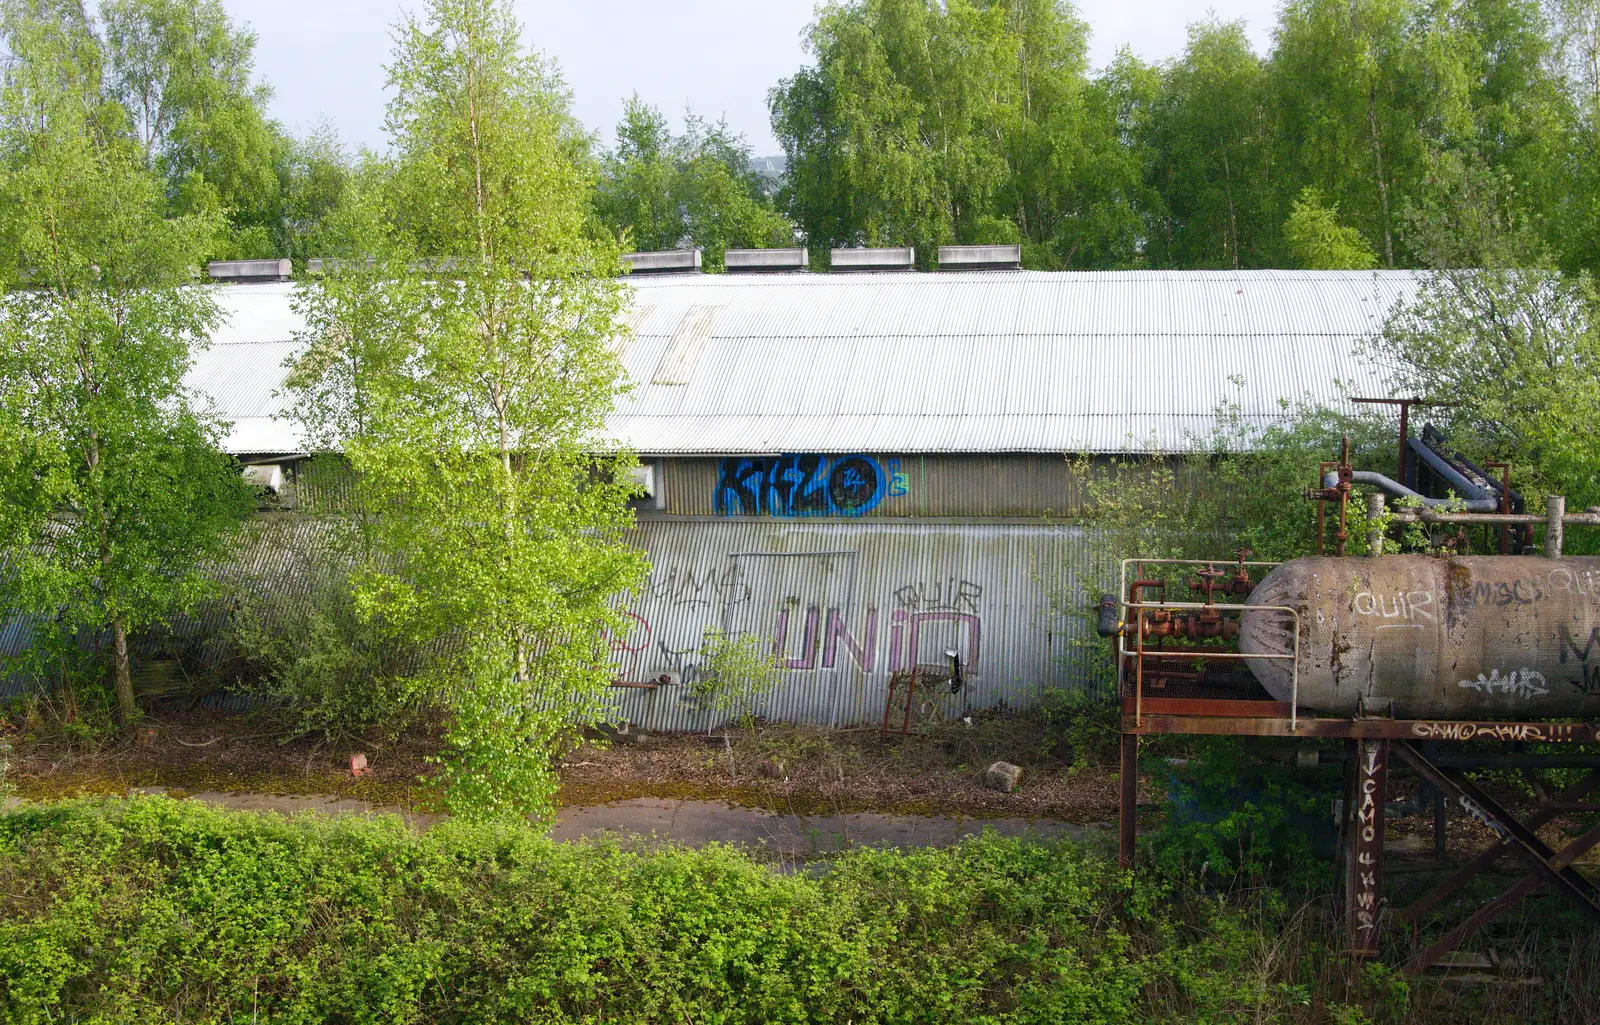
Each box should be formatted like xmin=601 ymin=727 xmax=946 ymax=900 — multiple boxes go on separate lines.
xmin=1239 ymin=556 xmax=1600 ymax=718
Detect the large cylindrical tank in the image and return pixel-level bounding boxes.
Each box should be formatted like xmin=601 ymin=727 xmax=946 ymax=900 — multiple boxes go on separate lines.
xmin=1238 ymin=556 xmax=1600 ymax=719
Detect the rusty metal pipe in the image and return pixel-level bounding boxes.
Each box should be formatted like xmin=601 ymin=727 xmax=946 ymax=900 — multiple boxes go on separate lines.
xmin=1095 ymin=594 xmax=1122 ymax=637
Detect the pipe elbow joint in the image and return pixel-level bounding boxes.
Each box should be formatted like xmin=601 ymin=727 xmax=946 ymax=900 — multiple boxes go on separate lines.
xmin=1095 ymin=594 xmax=1122 ymax=637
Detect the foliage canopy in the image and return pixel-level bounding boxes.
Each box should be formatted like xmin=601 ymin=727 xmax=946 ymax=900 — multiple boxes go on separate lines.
xmin=286 ymin=0 xmax=646 ymax=821
xmin=0 ymin=0 xmax=252 ymax=721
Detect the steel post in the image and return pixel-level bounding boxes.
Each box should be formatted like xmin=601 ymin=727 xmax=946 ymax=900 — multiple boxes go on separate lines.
xmin=1119 ymin=732 xmax=1138 ymax=869
xmin=1345 ymin=738 xmax=1388 ymax=958
xmin=1547 ymin=495 xmax=1566 ymax=557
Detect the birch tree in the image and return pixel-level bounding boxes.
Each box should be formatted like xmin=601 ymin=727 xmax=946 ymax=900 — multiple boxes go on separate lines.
xmin=0 ymin=0 xmax=252 ymax=722
xmin=289 ymin=0 xmax=646 ymax=821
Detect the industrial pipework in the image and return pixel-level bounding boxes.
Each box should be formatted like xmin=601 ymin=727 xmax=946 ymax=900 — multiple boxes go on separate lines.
xmin=1106 ymin=431 xmax=1600 ymax=972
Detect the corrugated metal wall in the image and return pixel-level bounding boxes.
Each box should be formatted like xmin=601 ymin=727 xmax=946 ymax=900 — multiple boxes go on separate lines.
xmin=0 ymin=516 xmax=341 ymax=702
xmin=606 ymin=519 xmax=1108 ymax=731
xmin=652 ymin=454 xmax=1086 ymax=519
xmin=5 ymin=516 xmax=1113 ymax=726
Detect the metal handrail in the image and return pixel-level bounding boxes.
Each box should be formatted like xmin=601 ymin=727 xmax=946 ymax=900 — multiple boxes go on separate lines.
xmin=1114 ymin=558 xmax=1303 ymax=730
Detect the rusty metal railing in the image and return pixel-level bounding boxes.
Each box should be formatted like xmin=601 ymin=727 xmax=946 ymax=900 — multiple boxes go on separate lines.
xmin=1115 ymin=558 xmax=1303 ymax=729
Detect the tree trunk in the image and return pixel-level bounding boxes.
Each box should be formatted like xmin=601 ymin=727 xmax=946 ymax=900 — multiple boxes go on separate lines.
xmin=1367 ymin=90 xmax=1394 ymax=267
xmin=1222 ymin=151 xmax=1240 ymax=269
xmin=111 ymin=617 xmax=136 ymax=723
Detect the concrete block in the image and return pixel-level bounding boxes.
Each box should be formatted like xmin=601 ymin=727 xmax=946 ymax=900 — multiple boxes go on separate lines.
xmin=984 ymin=760 xmax=1023 ymax=792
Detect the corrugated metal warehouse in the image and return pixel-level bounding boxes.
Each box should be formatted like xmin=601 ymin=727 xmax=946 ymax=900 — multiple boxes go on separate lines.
xmin=10 ymin=268 xmax=1420 ymax=724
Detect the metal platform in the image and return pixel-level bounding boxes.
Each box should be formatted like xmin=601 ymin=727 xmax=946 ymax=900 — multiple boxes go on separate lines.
xmin=1111 ymin=540 xmax=1600 ymax=972
xmin=1116 ymin=699 xmax=1600 ymax=968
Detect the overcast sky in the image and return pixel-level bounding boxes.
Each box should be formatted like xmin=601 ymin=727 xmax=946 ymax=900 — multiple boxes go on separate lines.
xmin=221 ymin=0 xmax=1279 ymax=157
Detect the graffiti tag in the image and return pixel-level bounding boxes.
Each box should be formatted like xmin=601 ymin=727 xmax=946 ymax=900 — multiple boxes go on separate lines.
xmin=1409 ymin=722 xmax=1593 ymax=742
xmin=1470 ymin=568 xmax=1600 ymax=607
xmin=644 ymin=564 xmax=752 ymax=609
xmin=1349 ymin=742 xmax=1385 ymax=951
xmin=1458 ymin=794 xmax=1512 ymax=845
xmin=1352 ymin=590 xmax=1436 ymax=622
xmin=715 ymin=454 xmax=905 ymax=517
xmin=893 ymin=578 xmax=983 ymax=613
xmin=1456 ymin=668 xmax=1549 ymax=699
xmin=610 ymin=601 xmax=984 ymax=688
xmin=1560 ymin=624 xmax=1600 ymax=664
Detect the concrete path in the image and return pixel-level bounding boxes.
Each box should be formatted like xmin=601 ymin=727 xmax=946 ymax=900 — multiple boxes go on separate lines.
xmin=93 ymin=788 xmax=1101 ymax=859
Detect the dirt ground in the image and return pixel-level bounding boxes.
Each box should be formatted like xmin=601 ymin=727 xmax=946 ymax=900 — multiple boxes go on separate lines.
xmin=3 ymin=704 xmax=1128 ymax=821
xmin=6 ymin=704 xmax=1594 ymax=871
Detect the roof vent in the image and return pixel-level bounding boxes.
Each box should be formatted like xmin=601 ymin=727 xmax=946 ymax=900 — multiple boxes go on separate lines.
xmin=208 ymin=259 xmax=292 ymax=283
xmin=938 ymin=244 xmax=1021 ymax=271
xmin=307 ymin=257 xmax=377 ymax=275
xmin=624 ymin=249 xmax=703 ymax=275
xmin=830 ymin=246 xmax=914 ymax=272
xmin=725 ymin=247 xmax=807 ymax=273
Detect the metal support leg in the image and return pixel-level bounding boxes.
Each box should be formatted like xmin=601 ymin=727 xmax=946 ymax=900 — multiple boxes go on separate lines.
xmin=1345 ymin=738 xmax=1388 ymax=958
xmin=1421 ymin=740 xmax=1445 ymax=863
xmin=1119 ymin=732 xmax=1138 ymax=869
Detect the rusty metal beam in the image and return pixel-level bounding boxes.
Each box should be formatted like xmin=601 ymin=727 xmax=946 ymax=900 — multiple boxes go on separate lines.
xmin=1398 ymin=770 xmax=1600 ymax=925
xmin=1392 ymin=743 xmax=1600 ymax=921
xmin=1124 ymin=714 xmax=1600 ymax=744
xmin=1403 ymin=820 xmax=1600 ymax=975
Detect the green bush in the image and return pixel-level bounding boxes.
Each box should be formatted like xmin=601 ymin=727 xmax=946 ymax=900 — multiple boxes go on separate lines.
xmin=0 ymin=797 xmax=1329 ymax=1024
xmin=1149 ymin=739 xmax=1338 ymax=885
xmin=2 ymin=797 xmax=1592 ymax=1023
xmin=686 ymin=629 xmax=783 ymax=730
xmin=230 ymin=560 xmax=436 ymax=739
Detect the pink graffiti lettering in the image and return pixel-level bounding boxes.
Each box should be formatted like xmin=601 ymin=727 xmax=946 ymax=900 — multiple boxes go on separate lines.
xmin=773 ymin=607 xmax=822 ymax=670
xmin=907 ymin=611 xmax=981 ymax=673
xmin=822 ymin=608 xmax=878 ymax=672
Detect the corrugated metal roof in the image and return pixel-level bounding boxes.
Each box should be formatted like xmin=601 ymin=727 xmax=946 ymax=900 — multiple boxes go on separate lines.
xmin=191 ymin=283 xmax=307 ymax=454
xmin=185 ymin=271 xmax=1417 ymax=456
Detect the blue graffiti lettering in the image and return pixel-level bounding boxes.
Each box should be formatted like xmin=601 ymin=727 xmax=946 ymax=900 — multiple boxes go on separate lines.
xmin=715 ymin=454 xmax=900 ymax=517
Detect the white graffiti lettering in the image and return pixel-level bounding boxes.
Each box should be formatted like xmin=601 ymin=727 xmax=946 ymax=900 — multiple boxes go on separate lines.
xmin=1457 ymin=668 xmax=1549 ymax=699
xmin=1409 ymin=721 xmax=1591 ymax=742
xmin=1352 ymin=590 xmax=1435 ymax=622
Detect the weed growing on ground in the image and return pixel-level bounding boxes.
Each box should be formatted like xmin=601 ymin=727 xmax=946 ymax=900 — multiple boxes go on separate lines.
xmin=0 ymin=796 xmax=1593 ymax=1024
